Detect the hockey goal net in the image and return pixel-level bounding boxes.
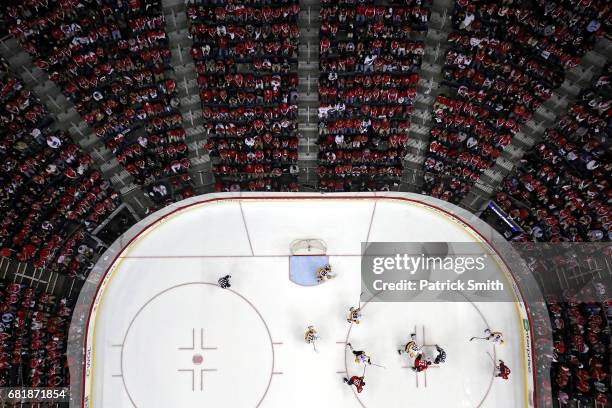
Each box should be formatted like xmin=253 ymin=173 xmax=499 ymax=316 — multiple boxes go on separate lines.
xmin=290 ymin=239 xmax=328 ymax=256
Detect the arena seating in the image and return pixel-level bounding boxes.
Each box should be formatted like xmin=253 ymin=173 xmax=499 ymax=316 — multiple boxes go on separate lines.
xmin=0 ymin=58 xmax=120 ymax=278
xmin=493 ymin=64 xmax=610 ymax=242
xmin=488 ymin=61 xmax=611 ymax=406
xmin=519 ymin=242 xmax=611 ymax=407
xmin=0 ymin=279 xmax=71 ymax=388
xmin=548 ymin=293 xmax=610 ymax=407
xmin=422 ymin=93 xmax=511 ymax=203
xmin=4 ymin=0 xmax=193 ymax=192
xmin=317 ymin=0 xmax=429 ymax=191
xmin=422 ymin=0 xmax=609 ymax=203
xmin=188 ymin=0 xmax=301 ymax=192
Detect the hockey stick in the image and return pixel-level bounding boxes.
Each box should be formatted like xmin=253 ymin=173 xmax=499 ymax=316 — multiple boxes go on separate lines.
xmin=486 ymin=352 xmax=500 ymax=377
xmin=370 ymin=362 xmax=386 ymax=369
xmin=470 ymin=336 xmax=488 ymax=341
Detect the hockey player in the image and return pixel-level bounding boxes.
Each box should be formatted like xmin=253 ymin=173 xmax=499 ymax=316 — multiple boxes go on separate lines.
xmin=304 ymin=325 xmax=320 ymax=351
xmin=433 ymin=345 xmax=447 ymax=364
xmin=316 ymin=264 xmax=335 ymax=283
xmin=346 ymin=343 xmax=371 ymax=365
xmin=423 ymin=344 xmax=447 ymax=365
xmin=343 ymin=375 xmax=366 ymax=393
xmin=347 ymin=306 xmax=362 ymax=324
xmin=218 ymin=275 xmax=231 ymax=289
xmin=470 ymin=328 xmax=504 ymax=345
xmin=495 ymin=360 xmax=511 ymax=380
xmin=413 ymin=355 xmax=431 ymax=372
xmin=398 ymin=333 xmax=422 ymax=358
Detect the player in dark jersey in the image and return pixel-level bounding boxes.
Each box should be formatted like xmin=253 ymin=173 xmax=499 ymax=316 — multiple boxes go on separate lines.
xmin=218 ymin=275 xmax=231 ymax=288
xmin=343 ymin=375 xmax=366 ymax=393
xmin=495 ymin=360 xmax=511 ymax=380
xmin=413 ymin=355 xmax=431 ymax=372
xmin=433 ymin=345 xmax=447 ymax=364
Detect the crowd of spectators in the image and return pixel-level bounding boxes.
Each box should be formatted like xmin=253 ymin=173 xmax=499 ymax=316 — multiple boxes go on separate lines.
xmin=494 ymin=64 xmax=610 ymax=242
xmin=188 ymin=0 xmax=301 ymax=192
xmin=318 ymin=0 xmax=430 ymax=191
xmin=548 ymin=291 xmax=610 ymax=407
xmin=517 ymin=243 xmax=611 ymax=407
xmin=4 ymin=0 xmax=194 ymax=195
xmin=0 ymin=58 xmax=120 ymax=279
xmin=422 ymin=94 xmax=513 ymax=203
xmin=423 ymin=0 xmax=610 ymax=203
xmin=0 ymin=279 xmax=72 ymax=388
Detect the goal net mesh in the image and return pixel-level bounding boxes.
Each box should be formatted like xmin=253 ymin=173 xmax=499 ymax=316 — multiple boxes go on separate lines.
xmin=289 ymin=239 xmax=328 ymax=255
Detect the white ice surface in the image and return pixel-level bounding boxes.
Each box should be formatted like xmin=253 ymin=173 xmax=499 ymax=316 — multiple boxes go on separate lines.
xmin=89 ymin=197 xmax=528 ymax=408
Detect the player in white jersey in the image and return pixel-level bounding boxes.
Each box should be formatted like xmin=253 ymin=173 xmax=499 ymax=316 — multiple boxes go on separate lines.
xmin=346 ymin=343 xmax=371 ymax=365
xmin=470 ymin=328 xmax=504 ymax=345
xmin=305 ymin=325 xmax=320 ymax=351
xmin=347 ymin=306 xmax=362 ymax=324
xmin=398 ymin=333 xmax=422 ymax=358
xmin=316 ymin=264 xmax=335 ymax=283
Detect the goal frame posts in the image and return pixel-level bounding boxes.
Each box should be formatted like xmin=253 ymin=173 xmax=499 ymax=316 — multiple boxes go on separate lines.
xmin=289 ymin=239 xmax=328 ymax=256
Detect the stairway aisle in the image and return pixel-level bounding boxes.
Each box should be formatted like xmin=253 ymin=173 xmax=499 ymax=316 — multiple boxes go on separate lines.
xmin=460 ymin=37 xmax=612 ymax=213
xmin=400 ymin=0 xmax=455 ymax=192
xmin=297 ymin=0 xmax=321 ymax=189
xmin=163 ymin=1 xmax=215 ymax=193
xmin=0 ymin=37 xmax=153 ymax=214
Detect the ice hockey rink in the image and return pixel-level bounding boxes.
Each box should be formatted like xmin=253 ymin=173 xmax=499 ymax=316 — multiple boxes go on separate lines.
xmin=78 ymin=193 xmax=536 ymax=408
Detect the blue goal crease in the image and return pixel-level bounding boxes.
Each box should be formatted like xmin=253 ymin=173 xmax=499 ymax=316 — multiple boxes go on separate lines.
xmin=289 ymin=255 xmax=330 ymax=286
